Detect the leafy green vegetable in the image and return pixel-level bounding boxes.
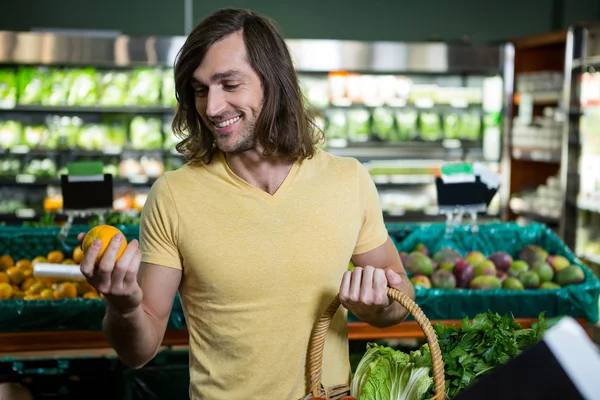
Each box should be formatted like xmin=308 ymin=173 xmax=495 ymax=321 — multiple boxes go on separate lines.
xmin=433 ymin=311 xmax=548 ymax=398
xmin=350 ymin=343 xmax=433 ymax=400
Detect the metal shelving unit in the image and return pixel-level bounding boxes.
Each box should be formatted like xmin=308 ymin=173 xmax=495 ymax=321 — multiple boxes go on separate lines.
xmin=560 ymin=24 xmax=600 ymax=258
xmin=0 ymin=31 xmax=514 ymax=224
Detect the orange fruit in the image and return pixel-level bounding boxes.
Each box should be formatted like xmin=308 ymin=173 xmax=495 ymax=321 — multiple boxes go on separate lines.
xmin=82 ymin=225 xmax=127 ymax=264
xmin=12 ymin=290 xmax=25 ymax=299
xmin=0 ymin=282 xmax=13 ymax=299
xmin=0 ymin=254 xmax=14 ymax=270
xmin=83 ymin=291 xmax=100 ymax=299
xmin=0 ymin=272 xmax=9 ymax=285
xmin=53 ymin=282 xmax=77 ymax=300
xmin=24 ymin=294 xmax=41 ymax=300
xmin=75 ymin=281 xmax=96 ymax=297
xmin=72 ymin=247 xmax=84 ymax=264
xmin=21 ymin=277 xmax=36 ymax=291
xmin=47 ymin=250 xmax=64 ymax=264
xmin=15 ymin=259 xmax=32 ymax=269
xmin=31 ymin=256 xmax=47 ymax=265
xmin=26 ymin=281 xmax=45 ymax=295
xmin=40 ymin=288 xmax=54 ymax=300
xmin=62 ymin=259 xmax=76 ymax=265
xmin=22 ymin=268 xmax=33 ymax=279
xmin=6 ymin=267 xmax=25 ymax=285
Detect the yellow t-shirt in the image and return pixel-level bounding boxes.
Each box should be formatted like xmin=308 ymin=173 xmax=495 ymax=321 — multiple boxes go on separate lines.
xmin=139 ymin=149 xmax=389 ymax=400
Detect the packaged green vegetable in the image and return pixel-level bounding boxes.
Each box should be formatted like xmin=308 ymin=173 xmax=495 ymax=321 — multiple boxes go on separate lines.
xmin=42 ymin=69 xmax=70 ymax=106
xmin=127 ymin=68 xmax=161 ymax=106
xmin=443 ymin=113 xmax=461 ymax=139
xmin=419 ymin=112 xmax=442 ymax=141
xmin=99 ymin=71 xmax=130 ymax=106
xmin=17 ymin=67 xmax=46 ymax=105
xmin=371 ymin=107 xmax=396 ymax=141
xmin=67 ymin=68 xmax=98 ymax=106
xmin=161 ymin=69 xmax=177 ymax=108
xmin=460 ymin=112 xmax=481 ymax=141
xmin=77 ymin=124 xmax=108 ymax=150
xmin=130 ymin=116 xmax=163 ymax=149
xmin=0 ymin=120 xmax=22 ymax=149
xmin=347 ymin=109 xmax=371 ymax=143
xmin=395 ymin=110 xmax=418 ymax=141
xmin=0 ymin=69 xmax=17 ymax=108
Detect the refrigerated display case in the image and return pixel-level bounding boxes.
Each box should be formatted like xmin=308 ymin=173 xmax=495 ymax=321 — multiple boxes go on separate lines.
xmin=0 ymin=31 xmax=514 ymax=224
xmin=559 ymin=23 xmax=600 ymax=266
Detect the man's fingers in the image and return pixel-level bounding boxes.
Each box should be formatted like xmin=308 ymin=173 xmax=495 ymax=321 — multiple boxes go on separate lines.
xmin=80 ymin=239 xmax=101 ymax=279
xmin=339 ymin=270 xmax=352 ymax=303
xmin=349 ymin=267 xmax=363 ymax=302
xmin=124 ymin=249 xmax=141 ymax=286
xmin=111 ymin=240 xmax=139 ymax=293
xmin=77 ymin=232 xmax=86 ymax=244
xmin=385 ymin=267 xmax=402 ymax=287
xmin=99 ymin=234 xmax=125 ymax=268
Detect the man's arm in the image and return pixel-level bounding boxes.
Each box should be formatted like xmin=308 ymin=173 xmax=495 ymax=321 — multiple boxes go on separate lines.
xmin=345 ymin=236 xmax=415 ymax=328
xmin=103 ymin=262 xmax=182 ymax=369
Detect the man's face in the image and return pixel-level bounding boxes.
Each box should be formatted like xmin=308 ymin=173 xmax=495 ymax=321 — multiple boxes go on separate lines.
xmin=192 ymin=31 xmax=264 ymax=154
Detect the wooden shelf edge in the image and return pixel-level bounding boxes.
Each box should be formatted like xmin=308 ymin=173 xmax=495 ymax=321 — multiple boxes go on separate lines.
xmin=348 ymin=317 xmax=591 ymax=339
xmin=511 ymin=30 xmax=567 ymax=49
xmin=0 ymin=317 xmax=591 ymax=354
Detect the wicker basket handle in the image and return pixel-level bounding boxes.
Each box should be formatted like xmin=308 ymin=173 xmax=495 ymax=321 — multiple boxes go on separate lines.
xmin=307 ymin=287 xmax=446 ymax=399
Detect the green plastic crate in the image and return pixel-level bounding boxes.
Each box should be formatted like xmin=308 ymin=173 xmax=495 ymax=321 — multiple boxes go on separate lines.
xmin=392 ymin=222 xmax=600 ymax=323
xmin=0 ymin=225 xmax=186 ymax=332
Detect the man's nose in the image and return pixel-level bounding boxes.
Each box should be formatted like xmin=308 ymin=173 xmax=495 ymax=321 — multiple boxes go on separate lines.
xmin=205 ymin=88 xmax=226 ymax=118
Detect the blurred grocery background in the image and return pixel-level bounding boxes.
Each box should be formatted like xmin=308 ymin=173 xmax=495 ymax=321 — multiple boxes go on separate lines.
xmin=1 ymin=1 xmax=600 ymax=399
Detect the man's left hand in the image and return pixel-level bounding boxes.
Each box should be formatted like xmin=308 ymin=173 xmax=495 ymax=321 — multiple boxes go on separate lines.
xmin=338 ymin=265 xmax=402 ymax=316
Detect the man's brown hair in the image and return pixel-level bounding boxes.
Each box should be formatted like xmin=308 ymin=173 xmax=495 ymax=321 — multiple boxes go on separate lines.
xmin=172 ymin=8 xmax=324 ymax=163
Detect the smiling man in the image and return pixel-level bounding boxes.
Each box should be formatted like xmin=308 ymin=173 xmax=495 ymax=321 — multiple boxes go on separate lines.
xmin=77 ymin=8 xmax=414 ymax=400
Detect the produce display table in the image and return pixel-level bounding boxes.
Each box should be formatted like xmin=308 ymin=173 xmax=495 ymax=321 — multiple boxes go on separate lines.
xmin=0 ymin=318 xmax=591 ymax=357
xmin=1 ymin=223 xmax=599 ymax=361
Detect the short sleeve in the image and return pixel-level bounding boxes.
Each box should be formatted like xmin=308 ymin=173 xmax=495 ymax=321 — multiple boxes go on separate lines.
xmin=139 ymin=175 xmax=182 ymax=270
xmin=353 ymin=161 xmax=389 ymax=255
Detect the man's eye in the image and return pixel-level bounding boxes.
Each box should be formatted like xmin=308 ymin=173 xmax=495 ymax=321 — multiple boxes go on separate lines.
xmin=223 ymin=84 xmax=240 ymax=91
xmin=194 ymin=87 xmax=207 ymax=97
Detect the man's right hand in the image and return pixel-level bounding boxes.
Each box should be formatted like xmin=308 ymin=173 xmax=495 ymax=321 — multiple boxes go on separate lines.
xmin=78 ymin=232 xmax=143 ymax=315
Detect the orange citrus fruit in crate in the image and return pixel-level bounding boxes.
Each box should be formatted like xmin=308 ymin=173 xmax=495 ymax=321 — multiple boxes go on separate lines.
xmin=0 ymin=283 xmax=13 ymax=300
xmin=6 ymin=267 xmax=25 ymax=285
xmin=0 ymin=272 xmax=9 ymax=285
xmin=47 ymin=250 xmax=64 ymax=264
xmin=72 ymin=247 xmax=84 ymax=264
xmin=0 ymin=255 xmax=14 ymax=271
xmin=82 ymin=225 xmax=127 ymax=263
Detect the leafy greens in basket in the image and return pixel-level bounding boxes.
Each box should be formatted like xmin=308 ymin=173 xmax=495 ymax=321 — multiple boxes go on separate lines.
xmin=350 ymin=311 xmax=548 ymax=399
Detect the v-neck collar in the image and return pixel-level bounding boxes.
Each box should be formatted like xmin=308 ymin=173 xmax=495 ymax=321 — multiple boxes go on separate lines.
xmin=217 ymin=151 xmax=300 ymax=202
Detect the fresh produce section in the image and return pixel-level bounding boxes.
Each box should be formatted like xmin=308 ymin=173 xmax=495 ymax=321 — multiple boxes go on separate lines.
xmin=0 ymin=246 xmax=100 ymax=300
xmin=404 ymin=243 xmax=584 ymax=291
xmin=349 ymin=311 xmax=548 ymax=399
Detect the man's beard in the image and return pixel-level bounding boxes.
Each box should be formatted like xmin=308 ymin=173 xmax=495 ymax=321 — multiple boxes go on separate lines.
xmin=214 ymin=117 xmax=257 ymax=154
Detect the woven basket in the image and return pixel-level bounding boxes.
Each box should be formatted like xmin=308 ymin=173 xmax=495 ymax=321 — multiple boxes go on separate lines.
xmin=301 ymin=287 xmax=447 ymax=400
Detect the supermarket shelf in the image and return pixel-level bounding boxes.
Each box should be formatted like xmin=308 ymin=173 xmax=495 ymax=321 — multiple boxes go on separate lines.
xmin=579 ymin=253 xmax=600 ymax=265
xmin=382 ymin=210 xmax=500 ymax=223
xmin=578 ymin=200 xmax=600 ymax=214
xmin=0 ymin=318 xmax=590 ymax=353
xmin=513 ymin=92 xmax=562 ymax=105
xmin=0 ymin=176 xmax=158 ymax=187
xmin=371 ymin=174 xmax=435 ymax=187
xmin=0 ymin=105 xmax=175 ymax=114
xmin=512 ymin=147 xmax=561 ymax=163
xmin=327 ymin=140 xmax=482 ymax=161
xmin=509 ymin=200 xmax=560 ymax=225
xmin=0 ymin=147 xmax=183 ymax=158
